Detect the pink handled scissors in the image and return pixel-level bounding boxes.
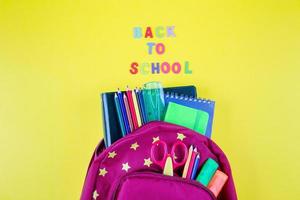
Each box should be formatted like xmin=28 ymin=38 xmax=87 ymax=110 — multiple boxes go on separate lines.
xmin=151 ymin=140 xmax=188 ymax=175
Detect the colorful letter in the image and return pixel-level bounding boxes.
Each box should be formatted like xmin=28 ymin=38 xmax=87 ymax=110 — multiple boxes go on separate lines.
xmin=146 ymin=42 xmax=156 ymax=55
xmin=151 ymin=63 xmax=160 ymax=74
xmin=161 ymin=62 xmax=170 ymax=74
xmin=155 ymin=26 xmax=164 ymax=38
xmin=133 ymin=27 xmax=142 ymax=39
xmin=145 ymin=26 xmax=153 ymax=38
xmin=166 ymin=26 xmax=176 ymax=37
xmin=155 ymin=43 xmax=165 ymax=55
xmin=184 ymin=61 xmax=192 ymax=74
xmin=141 ymin=63 xmax=150 ymax=75
xmin=130 ymin=62 xmax=139 ymax=74
xmin=172 ymin=62 xmax=181 ymax=74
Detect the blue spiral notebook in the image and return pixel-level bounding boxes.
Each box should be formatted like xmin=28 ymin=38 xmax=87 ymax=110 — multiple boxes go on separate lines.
xmin=164 ymin=93 xmax=215 ymax=138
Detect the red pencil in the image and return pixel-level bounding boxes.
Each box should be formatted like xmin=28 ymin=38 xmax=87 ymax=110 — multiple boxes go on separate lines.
xmin=186 ymin=148 xmax=198 ymax=179
xmin=126 ymin=86 xmax=138 ymax=129
xmin=123 ymin=93 xmax=134 ymax=132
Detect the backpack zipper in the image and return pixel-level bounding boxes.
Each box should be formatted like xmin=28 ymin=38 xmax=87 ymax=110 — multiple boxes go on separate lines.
xmin=110 ymin=171 xmax=217 ymax=200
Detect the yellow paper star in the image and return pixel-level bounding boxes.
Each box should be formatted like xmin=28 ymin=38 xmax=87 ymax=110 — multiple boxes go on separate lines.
xmin=93 ymin=190 xmax=99 ymax=200
xmin=152 ymin=136 xmax=160 ymax=143
xmin=130 ymin=142 xmax=139 ymax=150
xmin=122 ymin=162 xmax=131 ymax=172
xmin=99 ymin=168 xmax=108 ymax=177
xmin=144 ymin=158 xmax=153 ymax=167
xmin=177 ymin=133 xmax=186 ymax=141
xmin=108 ymin=151 xmax=117 ymax=158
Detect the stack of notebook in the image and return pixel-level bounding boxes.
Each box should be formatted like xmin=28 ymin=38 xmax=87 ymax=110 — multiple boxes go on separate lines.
xmin=101 ymin=84 xmax=215 ymax=147
xmin=101 ymin=85 xmax=197 ymax=147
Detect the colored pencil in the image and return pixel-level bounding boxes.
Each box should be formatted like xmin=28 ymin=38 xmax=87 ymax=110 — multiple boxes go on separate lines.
xmin=114 ymin=93 xmax=126 ymax=136
xmin=126 ymin=86 xmax=138 ymax=129
xmin=123 ymin=93 xmax=133 ymax=132
xmin=132 ymin=89 xmax=142 ymax=127
xmin=182 ymin=145 xmax=193 ymax=178
xmin=117 ymin=89 xmax=130 ymax=134
xmin=186 ymin=148 xmax=198 ymax=179
xmin=191 ymin=154 xmax=200 ymax=180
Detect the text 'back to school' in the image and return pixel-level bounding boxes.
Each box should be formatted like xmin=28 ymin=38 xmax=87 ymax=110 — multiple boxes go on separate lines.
xmin=129 ymin=26 xmax=192 ymax=75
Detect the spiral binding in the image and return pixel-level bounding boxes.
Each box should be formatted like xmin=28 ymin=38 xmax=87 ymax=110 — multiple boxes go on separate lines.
xmin=165 ymin=92 xmax=214 ymax=104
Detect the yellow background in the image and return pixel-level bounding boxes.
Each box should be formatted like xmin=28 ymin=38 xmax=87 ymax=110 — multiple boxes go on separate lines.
xmin=1 ymin=0 xmax=300 ymax=199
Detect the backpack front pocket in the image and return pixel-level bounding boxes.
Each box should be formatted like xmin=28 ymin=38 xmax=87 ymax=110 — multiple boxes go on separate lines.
xmin=110 ymin=172 xmax=216 ymax=200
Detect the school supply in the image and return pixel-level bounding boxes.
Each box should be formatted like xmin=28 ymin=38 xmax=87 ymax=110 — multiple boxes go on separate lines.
xmin=114 ymin=94 xmax=126 ymax=136
xmin=81 ymin=121 xmax=238 ymax=200
xmin=126 ymin=87 xmax=138 ymax=129
xmin=196 ymin=158 xmax=219 ymax=186
xmin=151 ymin=140 xmax=188 ymax=176
xmin=164 ymin=94 xmax=215 ymax=138
xmin=186 ymin=148 xmax=198 ymax=179
xmin=164 ymin=102 xmax=209 ymax=136
xmin=132 ymin=89 xmax=142 ymax=127
xmin=208 ymin=170 xmax=228 ymax=197
xmin=123 ymin=93 xmax=134 ymax=132
xmin=117 ymin=90 xmax=130 ymax=134
xmin=135 ymin=88 xmax=147 ymax=124
xmin=191 ymin=154 xmax=200 ymax=180
xmin=142 ymin=82 xmax=165 ymax=121
xmin=182 ymin=145 xmax=193 ymax=178
xmin=101 ymin=85 xmax=197 ymax=147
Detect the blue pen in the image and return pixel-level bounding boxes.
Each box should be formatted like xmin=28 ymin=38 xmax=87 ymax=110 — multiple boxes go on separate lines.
xmin=117 ymin=89 xmax=130 ymax=134
xmin=191 ymin=154 xmax=200 ymax=180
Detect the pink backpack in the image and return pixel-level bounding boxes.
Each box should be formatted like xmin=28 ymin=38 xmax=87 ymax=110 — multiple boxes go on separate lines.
xmin=81 ymin=121 xmax=238 ymax=200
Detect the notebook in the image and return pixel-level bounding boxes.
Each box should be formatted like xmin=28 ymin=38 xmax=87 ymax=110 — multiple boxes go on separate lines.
xmin=164 ymin=94 xmax=215 ymax=138
xmin=101 ymin=85 xmax=197 ymax=147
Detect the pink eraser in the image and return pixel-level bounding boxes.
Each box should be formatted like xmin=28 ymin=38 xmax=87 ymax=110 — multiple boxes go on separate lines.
xmin=207 ymin=170 xmax=228 ymax=197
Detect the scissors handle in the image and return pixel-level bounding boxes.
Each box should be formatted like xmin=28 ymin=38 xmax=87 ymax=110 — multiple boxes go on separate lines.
xmin=171 ymin=141 xmax=188 ymax=169
xmin=150 ymin=140 xmax=168 ymax=169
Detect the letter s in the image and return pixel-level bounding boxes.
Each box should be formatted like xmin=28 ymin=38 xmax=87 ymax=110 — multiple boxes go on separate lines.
xmin=130 ymin=62 xmax=139 ymax=74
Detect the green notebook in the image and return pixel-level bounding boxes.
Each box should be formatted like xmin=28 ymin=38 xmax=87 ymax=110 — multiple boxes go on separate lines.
xmin=164 ymin=102 xmax=209 ymax=134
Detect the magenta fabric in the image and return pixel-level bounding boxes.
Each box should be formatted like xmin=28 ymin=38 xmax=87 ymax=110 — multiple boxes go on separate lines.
xmin=81 ymin=121 xmax=238 ymax=200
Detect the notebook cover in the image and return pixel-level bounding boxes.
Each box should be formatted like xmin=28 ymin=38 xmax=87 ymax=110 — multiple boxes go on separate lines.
xmin=164 ymin=102 xmax=209 ymax=135
xmin=100 ymin=85 xmax=197 ymax=147
xmin=164 ymin=95 xmax=215 ymax=138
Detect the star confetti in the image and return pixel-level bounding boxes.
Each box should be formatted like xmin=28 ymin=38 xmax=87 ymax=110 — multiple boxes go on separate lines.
xmin=144 ymin=158 xmax=153 ymax=167
xmin=93 ymin=190 xmax=99 ymax=200
xmin=122 ymin=162 xmax=131 ymax=172
xmin=99 ymin=168 xmax=108 ymax=177
xmin=152 ymin=136 xmax=160 ymax=144
xmin=177 ymin=133 xmax=186 ymax=141
xmin=108 ymin=151 xmax=117 ymax=158
xmin=130 ymin=142 xmax=139 ymax=151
